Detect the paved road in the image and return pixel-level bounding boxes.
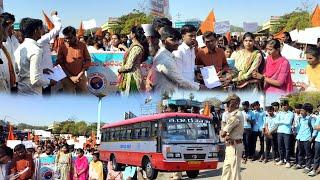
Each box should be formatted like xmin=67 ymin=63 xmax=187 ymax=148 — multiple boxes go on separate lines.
xmin=156 ymin=161 xmax=317 ymax=180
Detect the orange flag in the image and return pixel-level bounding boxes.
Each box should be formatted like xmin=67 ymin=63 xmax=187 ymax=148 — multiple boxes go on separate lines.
xmin=199 ymin=10 xmax=215 ymax=34
xmin=95 ymin=28 xmax=103 ymax=37
xmin=274 ymin=28 xmax=286 ymax=40
xmin=7 ymin=124 xmax=15 ymax=140
xmin=77 ymin=21 xmax=85 ymax=38
xmin=42 ymin=11 xmax=54 ymax=30
xmin=311 ymin=5 xmax=320 ymax=27
xmin=203 ymin=102 xmax=211 ymax=117
xmin=91 ymin=131 xmax=96 ymax=146
xmin=226 ymin=32 xmax=231 ymax=43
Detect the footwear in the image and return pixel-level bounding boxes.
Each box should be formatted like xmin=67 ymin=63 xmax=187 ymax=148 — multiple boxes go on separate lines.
xmin=264 ymin=159 xmax=268 ymax=164
xmin=303 ymin=167 xmax=312 ymax=174
xmin=308 ymin=170 xmax=317 ymax=177
xmin=276 ymin=161 xmax=284 ymax=166
xmin=259 ymin=157 xmax=264 ymax=162
xmin=294 ymin=165 xmax=302 ymax=170
xmin=285 ymin=162 xmax=291 ymax=168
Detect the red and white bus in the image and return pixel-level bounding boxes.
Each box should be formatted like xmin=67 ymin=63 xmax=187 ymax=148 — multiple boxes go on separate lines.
xmin=99 ymin=112 xmax=219 ymax=179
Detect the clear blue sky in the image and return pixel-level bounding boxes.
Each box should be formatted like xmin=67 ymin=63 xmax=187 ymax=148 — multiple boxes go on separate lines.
xmin=4 ymin=0 xmax=319 ymax=27
xmin=0 ymin=94 xmax=160 ymax=126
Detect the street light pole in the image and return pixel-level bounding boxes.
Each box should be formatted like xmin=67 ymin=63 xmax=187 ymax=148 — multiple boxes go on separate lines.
xmin=97 ymin=97 xmax=102 ymax=144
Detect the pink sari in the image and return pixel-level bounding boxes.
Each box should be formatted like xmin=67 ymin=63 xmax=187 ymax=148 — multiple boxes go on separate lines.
xmin=74 ymin=156 xmax=89 ymax=180
xmin=264 ymin=56 xmax=293 ymax=94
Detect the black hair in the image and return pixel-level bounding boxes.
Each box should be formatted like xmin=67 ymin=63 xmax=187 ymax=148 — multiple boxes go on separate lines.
xmin=180 ymin=24 xmax=197 ymax=35
xmin=131 ymin=26 xmax=149 ymax=61
xmin=160 ymin=26 xmax=182 ymax=41
xmin=77 ymin=148 xmax=84 ymax=154
xmin=112 ymin=33 xmax=121 ymax=40
xmin=242 ymin=32 xmax=255 ymax=41
xmin=5 ymin=147 xmax=13 ymax=158
xmin=266 ymin=106 xmax=274 ymax=111
xmin=120 ymin=34 xmax=128 ymax=39
xmin=152 ymin=17 xmax=172 ymax=31
xmin=294 ymin=103 xmax=303 ymax=109
xmin=202 ymin=31 xmax=217 ymax=41
xmin=267 ymin=39 xmax=281 ymax=50
xmin=271 ymin=102 xmax=279 ymax=107
xmin=62 ymin=26 xmax=77 ymax=36
xmin=253 ymin=101 xmax=260 ymax=106
xmin=20 ymin=18 xmax=43 ymax=38
xmin=14 ymin=144 xmax=26 ymax=152
xmin=302 ymin=103 xmax=313 ymax=114
xmin=305 ymin=45 xmax=320 ymax=60
xmin=86 ymin=36 xmax=94 ymax=46
xmin=242 ymin=101 xmax=250 ymax=106
xmin=280 ymin=100 xmax=289 ymax=106
xmin=283 ymin=32 xmax=292 ymax=44
xmin=0 ymin=12 xmax=15 ymax=27
xmin=93 ymin=152 xmax=100 ymax=159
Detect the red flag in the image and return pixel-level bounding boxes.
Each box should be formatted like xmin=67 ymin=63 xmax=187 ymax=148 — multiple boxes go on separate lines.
xmin=226 ymin=32 xmax=231 ymax=43
xmin=199 ymin=10 xmax=216 ymax=34
xmin=7 ymin=124 xmax=15 ymax=140
xmin=91 ymin=131 xmax=96 ymax=146
xmin=311 ymin=5 xmax=320 ymax=27
xmin=42 ymin=11 xmax=54 ymax=30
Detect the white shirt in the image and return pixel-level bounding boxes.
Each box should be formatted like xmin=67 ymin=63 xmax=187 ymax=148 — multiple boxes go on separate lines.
xmin=87 ymin=46 xmax=105 ymax=53
xmin=0 ymin=48 xmax=11 ymax=93
xmin=37 ymin=15 xmax=62 ymax=71
xmin=3 ymin=35 xmax=19 ymax=63
xmin=153 ymin=47 xmax=199 ymax=95
xmin=15 ymin=38 xmax=50 ymax=95
xmin=173 ymin=42 xmax=196 ymax=82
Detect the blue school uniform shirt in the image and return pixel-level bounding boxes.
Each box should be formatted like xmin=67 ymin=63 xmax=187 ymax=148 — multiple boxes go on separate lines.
xmin=264 ymin=114 xmax=278 ymax=133
xmin=242 ymin=110 xmax=254 ymax=129
xmin=295 ymin=115 xmax=316 ymax=141
xmin=276 ymin=110 xmax=294 ymax=134
xmin=314 ymin=117 xmax=320 ymax=142
xmin=252 ymin=110 xmax=266 ymax=132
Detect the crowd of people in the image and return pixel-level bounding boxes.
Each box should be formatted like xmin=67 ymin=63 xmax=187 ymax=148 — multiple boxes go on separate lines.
xmin=0 ymin=11 xmax=319 ymax=96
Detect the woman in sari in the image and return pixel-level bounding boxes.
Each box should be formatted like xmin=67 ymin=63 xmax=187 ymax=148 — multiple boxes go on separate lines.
xmin=222 ymin=32 xmax=263 ymax=92
xmin=74 ymin=149 xmax=89 ymax=180
xmin=118 ymin=26 xmax=149 ymax=95
xmin=56 ymin=144 xmax=72 ymax=180
xmin=252 ymin=39 xmax=293 ymax=94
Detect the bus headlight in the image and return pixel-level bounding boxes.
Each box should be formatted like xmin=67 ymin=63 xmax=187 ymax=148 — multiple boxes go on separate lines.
xmin=167 ymin=152 xmax=182 ymax=158
xmin=208 ymin=152 xmax=218 ymax=158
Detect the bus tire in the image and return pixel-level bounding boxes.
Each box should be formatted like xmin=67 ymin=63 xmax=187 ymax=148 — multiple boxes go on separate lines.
xmin=143 ymin=158 xmax=158 ymax=180
xmin=186 ymin=170 xmax=199 ymax=179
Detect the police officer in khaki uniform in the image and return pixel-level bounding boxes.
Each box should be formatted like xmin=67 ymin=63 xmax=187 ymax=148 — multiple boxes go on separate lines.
xmin=220 ymin=94 xmax=244 ymax=180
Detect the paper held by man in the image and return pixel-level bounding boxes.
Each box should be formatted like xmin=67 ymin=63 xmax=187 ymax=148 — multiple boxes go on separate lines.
xmin=44 ymin=65 xmax=67 ymax=81
xmin=200 ymin=65 xmax=222 ymax=89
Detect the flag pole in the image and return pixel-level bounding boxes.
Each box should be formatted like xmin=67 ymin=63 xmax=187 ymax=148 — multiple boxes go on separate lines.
xmin=97 ymin=97 xmax=102 ymax=144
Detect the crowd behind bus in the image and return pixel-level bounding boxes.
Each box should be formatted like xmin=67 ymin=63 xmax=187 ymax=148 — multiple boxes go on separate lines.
xmin=0 ymin=11 xmax=320 ymax=96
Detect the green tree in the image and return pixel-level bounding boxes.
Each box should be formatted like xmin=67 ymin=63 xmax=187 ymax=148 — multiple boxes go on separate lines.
xmin=284 ymin=11 xmax=310 ymax=31
xmin=112 ymin=10 xmax=154 ymax=34
xmin=75 ymin=121 xmax=88 ymax=136
xmin=287 ymin=92 xmax=320 ymax=109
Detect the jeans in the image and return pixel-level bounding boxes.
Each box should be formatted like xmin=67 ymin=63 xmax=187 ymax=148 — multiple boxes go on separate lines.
xmin=252 ymin=131 xmax=264 ymax=158
xmin=297 ymin=140 xmax=312 ymax=168
xmin=313 ymin=142 xmax=320 ymax=171
xmin=265 ymin=133 xmax=277 ymax=160
xmin=243 ymin=128 xmax=252 ymax=158
xmin=277 ymin=133 xmax=291 ymax=162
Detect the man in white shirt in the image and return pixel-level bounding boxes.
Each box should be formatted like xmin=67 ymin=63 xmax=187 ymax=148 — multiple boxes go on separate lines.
xmin=153 ymin=26 xmax=199 ymax=95
xmin=173 ymin=25 xmax=197 ymax=82
xmin=1 ymin=12 xmax=19 ymax=63
xmin=37 ymin=11 xmax=62 ymax=95
xmin=15 ymin=18 xmax=56 ymax=95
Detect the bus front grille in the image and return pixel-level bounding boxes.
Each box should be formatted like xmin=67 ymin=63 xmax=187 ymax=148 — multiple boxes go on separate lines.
xmin=184 ymin=154 xmax=206 ymax=160
xmin=186 ymin=147 xmax=204 ymax=151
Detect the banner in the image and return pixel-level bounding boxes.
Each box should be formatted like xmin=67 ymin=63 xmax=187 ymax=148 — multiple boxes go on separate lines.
xmin=149 ymin=0 xmax=170 ymax=17
xmin=214 ymin=21 xmax=230 ymax=34
xmin=38 ymin=156 xmax=57 ymax=180
xmin=227 ymin=59 xmax=308 ymax=90
xmin=52 ymin=52 xmax=152 ymax=95
xmin=243 ymin=22 xmax=258 ymax=33
xmin=82 ymin=19 xmax=97 ymax=30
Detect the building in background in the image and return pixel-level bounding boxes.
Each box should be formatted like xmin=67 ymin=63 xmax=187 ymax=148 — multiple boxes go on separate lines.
xmin=174 ymin=19 xmax=201 ymax=29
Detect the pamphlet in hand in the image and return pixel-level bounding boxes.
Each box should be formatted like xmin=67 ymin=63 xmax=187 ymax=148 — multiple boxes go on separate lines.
xmin=44 ymin=65 xmax=67 ymax=81
xmin=200 ymin=66 xmax=222 ymax=89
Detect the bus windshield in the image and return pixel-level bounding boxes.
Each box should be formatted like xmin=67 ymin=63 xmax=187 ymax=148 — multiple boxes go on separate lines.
xmin=162 ymin=117 xmax=215 ymax=142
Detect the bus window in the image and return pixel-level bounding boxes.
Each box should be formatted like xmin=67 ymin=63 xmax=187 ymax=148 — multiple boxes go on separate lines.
xmin=126 ymin=129 xmax=132 ymax=140
xmin=120 ymin=129 xmax=126 ymax=140
xmin=151 ymin=122 xmax=158 ymax=138
xmin=133 ymin=129 xmax=140 ymax=139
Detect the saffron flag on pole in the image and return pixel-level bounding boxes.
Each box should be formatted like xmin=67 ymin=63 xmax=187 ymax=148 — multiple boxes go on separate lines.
xmin=77 ymin=21 xmax=85 ymax=37
xmin=7 ymin=124 xmax=15 ymax=140
xmin=42 ymin=11 xmax=54 ymax=30
xmin=311 ymin=4 xmax=320 ymax=27
xmin=199 ymin=10 xmax=215 ymax=34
